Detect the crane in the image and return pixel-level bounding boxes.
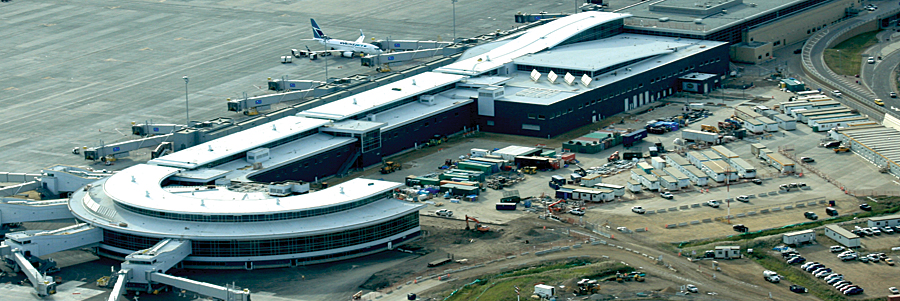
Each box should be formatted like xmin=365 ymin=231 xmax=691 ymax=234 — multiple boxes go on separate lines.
xmin=464 ymin=215 xmax=490 ymax=232
xmin=607 ymin=151 xmax=620 ymax=162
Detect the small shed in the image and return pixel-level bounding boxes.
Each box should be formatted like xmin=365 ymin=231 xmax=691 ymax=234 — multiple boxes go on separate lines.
xmin=728 ymin=158 xmax=757 ymax=178
xmin=750 ymin=143 xmax=767 ymax=157
xmin=714 ymin=246 xmax=741 ymax=259
xmin=867 ymin=214 xmax=900 ymax=228
xmin=662 ymin=167 xmax=691 ymax=188
xmin=594 ymin=183 xmax=625 ymax=196
xmin=665 ymin=154 xmax=690 ymax=168
xmin=772 ymin=114 xmax=796 ymax=131
xmin=782 ymin=229 xmax=816 ymax=245
xmin=757 ymin=116 xmax=778 ymax=132
xmin=650 ymin=157 xmax=667 ymax=170
xmin=765 ymin=153 xmax=795 ymax=173
xmin=824 ymin=225 xmax=860 ymax=248
xmin=659 ymin=175 xmax=679 ymax=191
xmin=571 ymin=187 xmax=615 ymax=202
xmin=682 ymin=165 xmax=709 ymax=186
xmin=637 ymin=162 xmax=654 ymax=174
xmin=686 ymin=151 xmax=710 ymax=168
xmin=626 ymin=180 xmax=642 ymax=193
xmin=742 ymin=118 xmax=765 ymax=134
xmin=781 ymin=78 xmax=805 ymax=92
xmin=581 ymin=174 xmax=603 ymax=187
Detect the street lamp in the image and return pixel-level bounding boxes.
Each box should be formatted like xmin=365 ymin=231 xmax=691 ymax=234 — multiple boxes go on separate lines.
xmin=452 ymin=0 xmax=458 ymax=41
xmin=183 ymin=76 xmax=189 ymax=126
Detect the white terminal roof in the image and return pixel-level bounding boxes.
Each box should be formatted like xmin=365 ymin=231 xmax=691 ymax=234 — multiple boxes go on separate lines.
xmin=494 ymin=34 xmax=725 ymax=105
xmin=104 ymin=164 xmax=402 ymax=215
xmin=297 ymin=72 xmax=467 ymax=121
xmin=364 ymin=89 xmax=477 ymax=132
xmin=150 ymin=116 xmax=328 ymax=169
xmin=436 ymin=11 xmax=632 ymax=76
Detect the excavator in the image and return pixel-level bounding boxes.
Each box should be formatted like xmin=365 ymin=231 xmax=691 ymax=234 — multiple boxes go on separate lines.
xmin=465 ymin=215 xmax=490 ymax=232
xmin=548 ymin=199 xmax=566 ymax=212
xmin=573 ymin=164 xmax=587 ymax=177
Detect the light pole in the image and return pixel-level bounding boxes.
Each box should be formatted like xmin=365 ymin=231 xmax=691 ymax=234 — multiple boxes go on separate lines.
xmin=183 ymin=76 xmax=189 ymax=126
xmin=452 ymin=0 xmax=458 ymax=41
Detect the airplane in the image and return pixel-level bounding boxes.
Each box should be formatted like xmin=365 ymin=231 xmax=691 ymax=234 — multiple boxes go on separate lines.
xmin=302 ymin=18 xmax=384 ymax=58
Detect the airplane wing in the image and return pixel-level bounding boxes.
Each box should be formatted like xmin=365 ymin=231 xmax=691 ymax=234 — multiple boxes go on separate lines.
xmin=354 ymin=29 xmax=365 ymax=43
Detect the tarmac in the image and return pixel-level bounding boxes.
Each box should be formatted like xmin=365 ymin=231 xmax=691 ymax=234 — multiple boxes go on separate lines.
xmin=0 ymin=0 xmax=570 ymax=173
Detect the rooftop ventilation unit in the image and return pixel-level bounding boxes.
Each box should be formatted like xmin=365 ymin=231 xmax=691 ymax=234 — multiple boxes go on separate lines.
xmin=694 ymin=19 xmax=703 ymax=24
xmin=659 ymin=17 xmax=670 ymax=22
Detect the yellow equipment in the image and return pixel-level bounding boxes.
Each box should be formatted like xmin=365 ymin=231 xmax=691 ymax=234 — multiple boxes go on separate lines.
xmin=834 ymin=147 xmax=850 ymax=153
xmin=700 ymin=124 xmax=719 ymax=133
xmin=376 ymin=64 xmax=392 ymax=73
xmin=521 ymin=166 xmax=537 ymax=174
xmin=575 ymin=279 xmax=600 ymax=295
xmin=380 ymin=161 xmax=402 ymax=174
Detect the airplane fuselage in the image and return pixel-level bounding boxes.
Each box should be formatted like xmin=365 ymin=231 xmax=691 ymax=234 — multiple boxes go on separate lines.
xmin=318 ymin=38 xmax=382 ymax=55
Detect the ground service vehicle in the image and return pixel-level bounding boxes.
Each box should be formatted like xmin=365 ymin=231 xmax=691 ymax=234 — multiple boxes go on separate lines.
xmin=874 ymin=99 xmax=884 ymax=106
xmin=380 ymin=161 xmax=402 ymax=174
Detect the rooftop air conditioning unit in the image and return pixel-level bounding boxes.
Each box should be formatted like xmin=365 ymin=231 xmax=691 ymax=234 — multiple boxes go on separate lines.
xmin=659 ymin=17 xmax=670 ymax=22
xmin=694 ymin=19 xmax=703 ymax=24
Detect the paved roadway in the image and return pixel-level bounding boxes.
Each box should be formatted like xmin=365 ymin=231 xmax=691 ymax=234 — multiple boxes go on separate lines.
xmin=863 ymin=26 xmax=900 ymax=113
xmin=0 ymin=0 xmax=571 ymax=173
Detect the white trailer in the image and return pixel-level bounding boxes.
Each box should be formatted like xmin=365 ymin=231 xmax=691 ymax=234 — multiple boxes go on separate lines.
xmin=824 ymin=225 xmax=859 ymax=248
xmin=782 ymin=229 xmax=815 ymax=245
xmin=682 ymin=129 xmax=718 ymax=143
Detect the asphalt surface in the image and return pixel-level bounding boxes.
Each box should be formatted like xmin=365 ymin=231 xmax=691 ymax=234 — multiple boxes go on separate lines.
xmin=0 ymin=0 xmax=572 ymax=173
xmin=863 ymin=26 xmax=900 ymax=112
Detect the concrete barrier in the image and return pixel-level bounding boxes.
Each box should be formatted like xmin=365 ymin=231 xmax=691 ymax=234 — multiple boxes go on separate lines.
xmin=560 ymin=246 xmax=570 ymax=251
xmin=772 ymin=207 xmax=782 ymax=211
xmin=768 ymin=191 xmax=778 ymax=195
xmin=679 ymin=205 xmax=689 ymax=209
xmin=690 ymin=220 xmax=700 ymax=225
xmin=573 ymin=244 xmax=582 ymax=249
xmin=801 ymin=186 xmax=811 ymax=190
xmin=758 ymin=193 xmax=767 ymax=197
xmin=691 ymin=203 xmax=701 ymax=208
xmin=677 ymin=222 xmax=688 ymax=227
xmin=521 ymin=252 xmax=530 ymax=255
xmin=736 ymin=213 xmax=746 ymax=218
xmin=665 ymin=224 xmax=677 ymax=229
xmin=748 ymin=211 xmax=757 ymax=216
xmin=783 ymin=205 xmax=793 ymax=210
xmin=507 ymin=255 xmax=516 ymax=259
xmin=625 ymin=248 xmax=632 ymax=252
xmin=702 ymin=218 xmax=713 ymax=223
xmin=725 ymin=215 xmax=734 ymax=219
xmin=819 ymin=200 xmax=827 ymax=204
xmin=657 ymin=209 xmax=667 ymax=213
xmin=668 ymin=207 xmax=678 ymax=211
xmin=635 ymin=228 xmax=647 ymax=232
xmin=796 ymin=204 xmax=806 ymax=208
xmin=724 ymin=198 xmax=734 ymax=202
xmin=808 ymin=201 xmax=817 ymax=206
xmin=748 ymin=195 xmax=756 ymax=198
xmin=760 ymin=209 xmax=770 ymax=213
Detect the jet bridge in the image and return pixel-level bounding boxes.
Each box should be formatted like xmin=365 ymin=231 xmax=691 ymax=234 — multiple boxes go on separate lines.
xmin=108 ymin=239 xmax=251 ymax=301
xmin=1 ymin=223 xmax=102 ymax=296
xmin=84 ymin=134 xmax=175 ymax=161
xmin=1 ymin=198 xmax=73 ymax=226
xmin=361 ymin=46 xmax=468 ymax=67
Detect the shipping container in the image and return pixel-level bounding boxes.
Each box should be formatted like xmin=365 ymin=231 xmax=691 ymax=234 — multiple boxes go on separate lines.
xmin=496 ymin=202 xmax=517 ymax=210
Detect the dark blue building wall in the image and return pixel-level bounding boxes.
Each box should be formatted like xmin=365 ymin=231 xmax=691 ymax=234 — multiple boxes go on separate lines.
xmin=380 ymin=103 xmax=477 ymax=157
xmin=248 ymin=143 xmax=358 ymax=183
xmin=478 ymin=43 xmax=730 ymax=138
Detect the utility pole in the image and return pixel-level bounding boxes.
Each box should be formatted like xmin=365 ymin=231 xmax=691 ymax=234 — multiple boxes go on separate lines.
xmin=183 ymin=76 xmax=189 ymax=126
xmin=452 ymin=0 xmax=458 ymax=41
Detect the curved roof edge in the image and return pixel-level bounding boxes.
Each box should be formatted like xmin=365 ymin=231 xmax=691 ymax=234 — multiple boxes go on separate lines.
xmin=435 ymin=11 xmax=632 ymax=76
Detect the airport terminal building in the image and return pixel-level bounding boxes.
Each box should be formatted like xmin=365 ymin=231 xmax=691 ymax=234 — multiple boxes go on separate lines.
xmin=66 ymin=12 xmax=730 ymax=268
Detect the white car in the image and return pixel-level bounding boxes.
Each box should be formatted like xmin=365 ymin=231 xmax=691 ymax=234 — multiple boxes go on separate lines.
xmin=631 ymin=206 xmax=646 ymax=214
xmin=830 ymin=246 xmax=845 ymax=253
xmin=736 ymin=195 xmax=750 ymax=202
xmin=832 ymin=90 xmax=842 ymax=97
xmin=568 ymin=209 xmax=585 ymax=216
xmin=706 ymin=200 xmax=720 ymax=208
xmin=434 ymin=209 xmax=453 ymax=217
xmin=686 ymin=284 xmax=698 ymax=293
xmin=890 ymin=287 xmax=899 ymax=294
xmin=868 ymin=57 xmax=876 ymax=64
xmin=660 ymin=191 xmax=674 ymax=199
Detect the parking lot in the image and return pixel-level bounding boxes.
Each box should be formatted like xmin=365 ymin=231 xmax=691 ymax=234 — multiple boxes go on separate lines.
xmin=783 ymin=237 xmax=900 ymax=298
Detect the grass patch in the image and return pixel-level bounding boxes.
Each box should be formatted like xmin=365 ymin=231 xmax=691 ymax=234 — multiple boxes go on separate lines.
xmin=443 ymin=259 xmax=633 ymax=301
xmin=674 ymin=197 xmax=900 ymax=250
xmin=745 ymin=239 xmax=848 ymax=301
xmin=823 ymin=30 xmax=881 ymax=76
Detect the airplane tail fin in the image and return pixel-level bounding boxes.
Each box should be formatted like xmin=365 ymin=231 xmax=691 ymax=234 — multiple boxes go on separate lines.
xmin=354 ymin=29 xmax=365 ymax=43
xmin=311 ymin=18 xmax=326 ymax=40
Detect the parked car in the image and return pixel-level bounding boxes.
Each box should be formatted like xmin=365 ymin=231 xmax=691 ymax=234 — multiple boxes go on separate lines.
xmin=736 ymin=195 xmax=750 ymax=202
xmin=733 ymin=224 xmax=749 ymax=233
xmin=435 ymin=209 xmax=453 ymax=217
xmin=660 ymin=191 xmax=674 ymax=199
xmin=830 ymin=246 xmax=845 ymax=253
xmin=822 ymin=141 xmax=841 ymax=148
xmin=751 ymin=179 xmax=763 ymax=185
xmin=832 ymin=90 xmax=842 ymax=97
xmin=790 ymin=285 xmax=808 ymax=293
xmin=801 ymin=262 xmax=818 ymax=269
xmin=890 ymin=287 xmax=899 ymax=295
xmin=885 ymin=258 xmax=895 ymax=266
xmin=858 ymin=255 xmax=869 ymax=263
xmin=804 ymin=264 xmax=824 ymax=272
xmin=706 ymin=200 xmax=721 ymax=208
xmin=568 ymin=209 xmax=585 ymax=216
xmin=631 ymin=206 xmax=646 ymax=214
xmin=804 ymin=212 xmax=818 ymax=220
xmin=859 ymin=203 xmax=872 ymax=211
xmin=839 ymin=253 xmax=857 ymax=261
xmin=872 ymin=228 xmax=882 ymax=235
xmin=686 ymin=284 xmax=698 ymax=293
xmin=862 ymin=228 xmax=874 ymax=236
xmin=815 ymin=271 xmax=833 ymax=278
xmin=800 ymin=157 xmax=815 ymax=163
xmin=868 ymin=57 xmax=876 ymax=63
xmin=892 ymin=92 xmax=898 ymax=98
xmin=867 ymin=254 xmax=880 ymax=262
xmin=881 ymin=226 xmax=894 ymax=234
xmin=788 ymin=256 xmax=806 ymax=264
xmin=793 ymin=49 xmax=802 ymax=54
xmin=875 ymin=99 xmax=885 ymax=106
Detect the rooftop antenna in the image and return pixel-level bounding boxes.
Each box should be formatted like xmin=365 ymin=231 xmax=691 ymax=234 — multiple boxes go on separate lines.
xmin=208 ymin=145 xmax=213 ymax=152
xmin=353 ymin=98 xmax=357 ymax=105
xmin=272 ymin=124 xmax=277 ymax=131
xmin=340 ymin=187 xmax=345 ymax=194
xmin=131 ymin=176 xmax=136 ymax=183
xmin=412 ymin=79 xmax=417 ymax=86
xmin=201 ymin=199 xmax=205 ymax=206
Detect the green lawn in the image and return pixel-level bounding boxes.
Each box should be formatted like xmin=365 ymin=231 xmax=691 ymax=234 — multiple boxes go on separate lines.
xmin=443 ymin=260 xmax=632 ymax=301
xmin=823 ymin=30 xmax=881 ymax=76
